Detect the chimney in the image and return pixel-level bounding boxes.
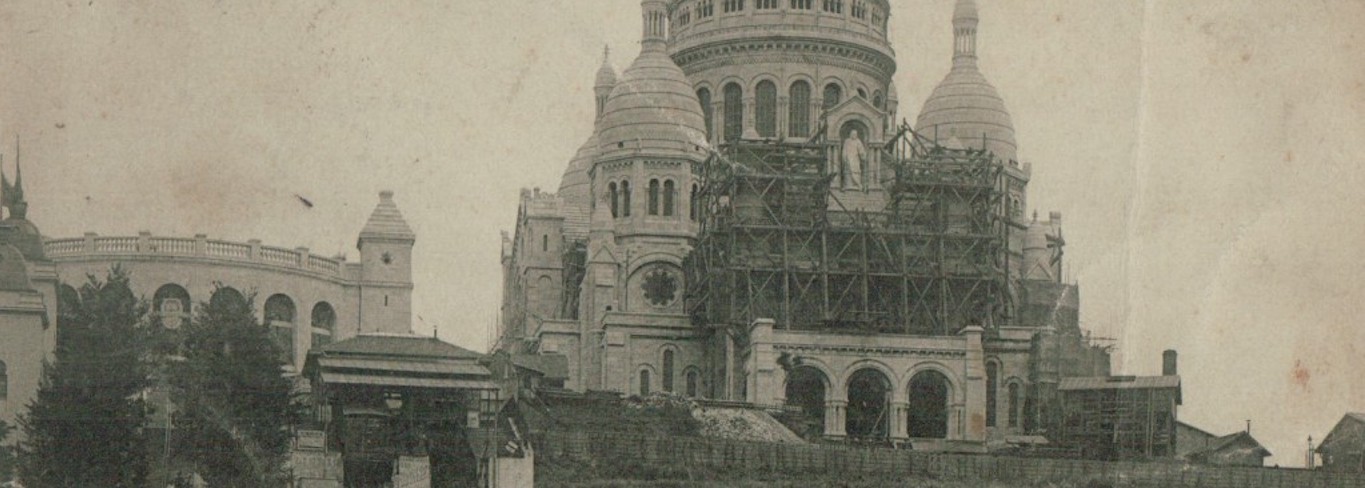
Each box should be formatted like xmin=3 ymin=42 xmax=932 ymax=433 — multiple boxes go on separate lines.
xmin=1162 ymin=349 xmax=1178 ymax=376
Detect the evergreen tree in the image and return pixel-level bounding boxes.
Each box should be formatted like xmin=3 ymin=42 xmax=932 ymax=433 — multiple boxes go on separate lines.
xmin=18 ymin=267 xmax=151 ymax=487
xmin=169 ymin=284 xmax=295 ymax=487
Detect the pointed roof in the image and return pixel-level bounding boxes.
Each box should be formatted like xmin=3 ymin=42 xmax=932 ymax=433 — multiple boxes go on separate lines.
xmin=358 ymin=190 xmax=415 ymax=244
xmin=595 ymin=45 xmax=618 ymax=88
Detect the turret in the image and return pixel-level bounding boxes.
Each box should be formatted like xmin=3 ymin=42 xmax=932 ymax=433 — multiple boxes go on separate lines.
xmin=356 ymin=190 xmax=416 ymax=333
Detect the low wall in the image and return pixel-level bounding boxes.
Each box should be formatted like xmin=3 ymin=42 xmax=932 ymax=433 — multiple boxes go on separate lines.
xmin=533 ymin=430 xmax=1365 ymax=487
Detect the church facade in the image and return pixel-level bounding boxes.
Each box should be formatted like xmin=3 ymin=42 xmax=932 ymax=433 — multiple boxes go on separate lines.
xmin=499 ymin=0 xmax=1109 ymax=447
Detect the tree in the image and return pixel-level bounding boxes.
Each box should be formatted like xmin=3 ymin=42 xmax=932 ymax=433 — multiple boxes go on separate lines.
xmin=18 ymin=267 xmax=151 ymax=487
xmin=169 ymin=284 xmax=295 ymax=487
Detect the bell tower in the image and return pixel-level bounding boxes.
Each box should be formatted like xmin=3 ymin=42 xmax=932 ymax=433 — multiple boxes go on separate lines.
xmin=357 ymin=190 xmax=415 ymax=333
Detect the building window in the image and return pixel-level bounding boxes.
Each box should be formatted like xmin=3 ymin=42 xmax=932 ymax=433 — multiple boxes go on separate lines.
xmin=790 ymin=0 xmax=813 ymax=9
xmin=698 ymin=0 xmax=714 ymax=18
xmin=856 ymin=87 xmax=867 ymax=99
xmin=639 ymin=369 xmax=652 ymax=396
xmin=789 ymin=80 xmax=811 ymax=137
xmin=755 ymin=80 xmax=777 ymax=138
xmin=675 ymin=6 xmax=691 ymax=27
xmin=697 ymin=88 xmax=713 ymax=141
xmin=648 ymin=179 xmax=661 ymax=215
xmin=1008 ymin=382 xmax=1021 ymax=428
xmin=689 ymin=183 xmax=699 ymax=221
xmin=851 ymin=0 xmax=866 ymax=19
xmin=723 ymin=82 xmax=743 ymax=142
xmin=871 ymin=7 xmax=883 ymax=28
xmin=0 ymin=360 xmax=7 ymax=401
xmin=723 ymin=0 xmax=745 ymax=13
xmin=821 ymin=0 xmax=842 ymax=14
xmin=663 ymin=180 xmax=677 ymax=217
xmin=686 ymin=369 xmax=699 ymax=397
xmin=873 ymin=90 xmax=883 ymax=111
xmin=542 ymin=234 xmax=548 ymax=252
xmin=311 ymin=302 xmax=336 ymax=349
xmin=621 ymin=180 xmax=632 ymax=217
xmin=608 ymin=182 xmax=619 ymax=218
xmin=822 ymin=83 xmax=842 ymax=111
xmin=662 ymin=349 xmax=675 ymax=392
xmin=986 ymin=362 xmax=999 ymax=427
xmin=265 ymin=294 xmax=296 ymax=366
xmin=756 ymin=0 xmax=778 ymax=9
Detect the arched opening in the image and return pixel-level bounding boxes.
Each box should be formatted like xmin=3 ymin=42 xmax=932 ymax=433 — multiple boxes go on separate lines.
xmin=822 ymin=83 xmax=842 ymax=111
xmin=723 ymin=82 xmax=743 ymax=142
xmin=839 ymin=119 xmax=870 ymax=141
xmin=209 ymin=286 xmax=249 ymax=315
xmin=638 ymin=369 xmax=652 ymax=396
xmin=1008 ymin=382 xmax=1021 ymax=428
xmin=845 ymin=368 xmax=890 ymax=439
xmin=986 ymin=361 xmax=999 ymax=427
xmin=265 ymin=294 xmax=296 ymax=365
xmin=685 ymin=368 xmax=700 ymax=397
xmin=663 ymin=180 xmax=676 ymax=217
xmin=153 ymin=283 xmax=192 ymax=330
xmin=608 ymin=182 xmax=619 ymax=218
xmin=621 ymin=181 xmax=632 ymax=217
xmin=907 ymin=370 xmax=951 ymax=439
xmin=648 ymin=179 xmax=660 ymax=215
xmin=697 ymin=88 xmax=713 ymax=140
xmin=784 ymin=366 xmax=827 ymax=440
xmin=311 ymin=302 xmax=336 ymax=349
xmin=662 ymin=349 xmax=675 ymax=392
xmin=755 ymin=80 xmax=777 ymax=137
xmin=789 ymin=80 xmax=811 ymax=137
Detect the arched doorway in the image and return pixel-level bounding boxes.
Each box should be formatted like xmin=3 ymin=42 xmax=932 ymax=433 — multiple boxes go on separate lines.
xmin=783 ymin=366 xmax=827 ymax=439
xmin=907 ymin=370 xmax=951 ymax=439
xmin=845 ymin=368 xmax=891 ymax=440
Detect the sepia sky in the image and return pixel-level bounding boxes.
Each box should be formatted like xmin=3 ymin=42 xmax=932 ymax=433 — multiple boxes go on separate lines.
xmin=1 ymin=0 xmax=1362 ymax=466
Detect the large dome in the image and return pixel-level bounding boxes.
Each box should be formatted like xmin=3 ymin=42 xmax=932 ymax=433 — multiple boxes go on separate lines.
xmin=595 ymin=43 xmax=707 ymax=161
xmin=914 ymin=0 xmax=1017 ymax=163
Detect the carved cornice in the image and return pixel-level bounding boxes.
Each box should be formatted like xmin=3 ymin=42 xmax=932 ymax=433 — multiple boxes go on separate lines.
xmin=772 ymin=342 xmax=967 ymax=359
xmin=672 ymin=38 xmax=896 ymax=80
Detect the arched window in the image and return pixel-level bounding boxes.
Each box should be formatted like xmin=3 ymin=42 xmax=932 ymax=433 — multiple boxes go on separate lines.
xmin=723 ymin=82 xmax=743 ymax=142
xmin=985 ymin=362 xmax=999 ymax=427
xmin=648 ymin=179 xmax=661 ymax=216
xmin=789 ymin=81 xmax=811 ymax=137
xmin=663 ymin=180 xmax=676 ymax=217
xmin=689 ymin=183 xmax=699 ymax=221
xmin=1008 ymin=382 xmax=1021 ymax=428
xmin=311 ymin=302 xmax=336 ymax=349
xmin=822 ymin=83 xmax=842 ymax=111
xmin=153 ymin=283 xmax=192 ymax=330
xmin=662 ymin=349 xmax=675 ymax=392
xmin=608 ymin=182 xmax=619 ymax=218
xmin=686 ymin=369 xmax=699 ymax=397
xmin=209 ymin=286 xmax=249 ymax=315
xmin=621 ymin=181 xmax=632 ymax=217
xmin=697 ymin=88 xmax=713 ymax=140
xmin=755 ymin=80 xmax=777 ymax=138
xmin=0 ymin=360 xmax=7 ymax=401
xmin=790 ymin=0 xmax=813 ymax=9
xmin=542 ymin=234 xmax=548 ymax=252
xmin=873 ymin=91 xmax=883 ymax=110
xmin=639 ymin=369 xmax=651 ymax=396
xmin=265 ymin=294 xmax=296 ymax=366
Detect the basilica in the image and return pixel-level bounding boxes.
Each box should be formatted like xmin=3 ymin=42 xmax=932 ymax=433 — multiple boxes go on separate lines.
xmin=498 ymin=0 xmax=1109 ymax=446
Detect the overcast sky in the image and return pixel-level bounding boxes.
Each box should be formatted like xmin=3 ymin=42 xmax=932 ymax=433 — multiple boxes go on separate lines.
xmin=1 ymin=0 xmax=1362 ymax=467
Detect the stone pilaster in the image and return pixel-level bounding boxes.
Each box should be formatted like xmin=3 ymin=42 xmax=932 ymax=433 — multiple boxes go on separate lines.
xmin=746 ymin=318 xmax=778 ymax=404
xmin=959 ymin=325 xmax=987 ymax=442
xmin=825 ymin=400 xmax=848 ymax=437
xmin=890 ymin=401 xmax=909 ymax=440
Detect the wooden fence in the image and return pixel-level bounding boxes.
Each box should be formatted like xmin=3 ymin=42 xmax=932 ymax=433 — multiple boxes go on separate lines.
xmin=532 ymin=430 xmax=1365 ymax=488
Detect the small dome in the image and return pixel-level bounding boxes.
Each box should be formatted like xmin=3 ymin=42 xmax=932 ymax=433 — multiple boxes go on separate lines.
xmin=915 ymin=66 xmax=1017 ymax=162
xmin=0 ymin=243 xmax=33 ymax=291
xmin=596 ymin=45 xmax=707 ymax=160
xmin=557 ymin=132 xmax=597 ymax=239
xmin=595 ymin=48 xmax=618 ymax=88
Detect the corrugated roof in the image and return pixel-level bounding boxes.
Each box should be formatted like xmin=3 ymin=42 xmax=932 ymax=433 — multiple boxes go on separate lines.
xmin=1058 ymin=375 xmax=1180 ymax=391
xmin=321 ymin=372 xmax=497 ymax=390
xmin=319 ymin=357 xmax=490 ymax=377
xmin=319 ymin=334 xmax=484 ymax=360
xmin=358 ymin=191 xmax=415 ymax=242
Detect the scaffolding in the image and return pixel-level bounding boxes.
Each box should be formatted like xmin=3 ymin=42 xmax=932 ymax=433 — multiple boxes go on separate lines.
xmin=685 ymin=122 xmax=1013 ymax=336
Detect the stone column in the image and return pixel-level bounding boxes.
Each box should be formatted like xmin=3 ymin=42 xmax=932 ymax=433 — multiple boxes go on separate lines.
xmin=891 ymin=401 xmax=909 ymax=440
xmin=711 ymin=100 xmax=724 ymax=145
xmin=959 ymin=325 xmax=987 ymax=442
xmin=742 ymin=96 xmax=760 ymax=140
xmin=777 ymin=96 xmax=789 ymax=139
xmin=825 ymin=400 xmax=848 ymax=437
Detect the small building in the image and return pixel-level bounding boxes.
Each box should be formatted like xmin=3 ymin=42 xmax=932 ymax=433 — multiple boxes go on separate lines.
xmin=1053 ymin=350 xmax=1182 ymax=460
xmin=1317 ymin=412 xmax=1365 ymax=472
xmin=1176 ymin=421 xmax=1270 ymax=466
xmin=302 ymin=333 xmax=504 ymax=487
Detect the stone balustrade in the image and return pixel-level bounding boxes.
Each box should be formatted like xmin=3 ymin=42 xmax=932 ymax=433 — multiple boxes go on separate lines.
xmin=42 ymin=232 xmax=345 ymax=277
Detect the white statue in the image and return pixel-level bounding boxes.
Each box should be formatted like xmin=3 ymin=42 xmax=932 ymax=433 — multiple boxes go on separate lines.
xmin=842 ymin=129 xmax=866 ymax=190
